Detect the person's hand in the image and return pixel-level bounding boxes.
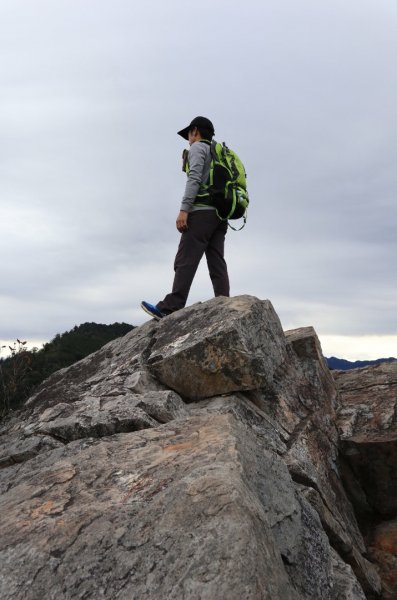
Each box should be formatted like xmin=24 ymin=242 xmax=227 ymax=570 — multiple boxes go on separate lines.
xmin=176 ymin=210 xmax=189 ymax=233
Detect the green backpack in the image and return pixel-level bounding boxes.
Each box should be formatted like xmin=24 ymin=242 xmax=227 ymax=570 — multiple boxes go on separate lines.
xmin=184 ymin=140 xmax=249 ymax=230
xmin=207 ymin=140 xmax=249 ymax=229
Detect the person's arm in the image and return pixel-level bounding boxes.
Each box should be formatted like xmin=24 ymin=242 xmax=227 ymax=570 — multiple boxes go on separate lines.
xmin=176 ymin=143 xmax=206 ymax=232
xmin=179 ymin=142 xmax=207 ymax=212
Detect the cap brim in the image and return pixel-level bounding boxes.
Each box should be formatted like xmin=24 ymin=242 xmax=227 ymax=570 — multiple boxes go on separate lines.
xmin=177 ymin=126 xmax=190 ymax=140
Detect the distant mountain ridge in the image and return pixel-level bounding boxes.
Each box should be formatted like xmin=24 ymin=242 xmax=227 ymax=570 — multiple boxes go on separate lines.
xmin=326 ymin=356 xmax=396 ymax=371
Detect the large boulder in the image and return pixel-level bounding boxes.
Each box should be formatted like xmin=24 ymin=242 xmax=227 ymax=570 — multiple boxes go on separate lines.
xmin=147 ymin=295 xmax=287 ymax=400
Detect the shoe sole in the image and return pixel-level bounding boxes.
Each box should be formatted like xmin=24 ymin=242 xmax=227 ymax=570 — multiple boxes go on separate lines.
xmin=141 ymin=302 xmax=162 ymax=321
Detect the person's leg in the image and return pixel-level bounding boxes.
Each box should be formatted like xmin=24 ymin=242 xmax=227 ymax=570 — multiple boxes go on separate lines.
xmin=157 ymin=211 xmax=219 ymax=314
xmin=205 ymin=219 xmax=230 ymax=297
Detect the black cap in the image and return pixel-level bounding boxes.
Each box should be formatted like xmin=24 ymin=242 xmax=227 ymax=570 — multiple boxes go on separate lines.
xmin=177 ymin=116 xmax=215 ymax=140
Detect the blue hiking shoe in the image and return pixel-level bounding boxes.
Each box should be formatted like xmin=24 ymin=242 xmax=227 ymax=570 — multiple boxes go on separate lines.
xmin=141 ymin=301 xmax=164 ymax=321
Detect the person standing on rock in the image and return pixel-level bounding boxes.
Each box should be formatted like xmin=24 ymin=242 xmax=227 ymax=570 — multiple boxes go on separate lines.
xmin=141 ymin=116 xmax=230 ymax=320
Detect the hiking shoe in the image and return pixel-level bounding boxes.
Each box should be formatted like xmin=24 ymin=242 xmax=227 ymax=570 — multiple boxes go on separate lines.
xmin=141 ymin=301 xmax=164 ymax=320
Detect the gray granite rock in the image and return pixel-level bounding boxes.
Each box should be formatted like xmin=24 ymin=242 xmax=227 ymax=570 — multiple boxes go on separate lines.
xmin=330 ymin=549 xmax=367 ymax=600
xmin=0 ymin=412 xmax=363 ymax=600
xmin=0 ymin=415 xmax=295 ymax=600
xmin=0 ymin=432 xmax=63 ymax=470
xmin=334 ymin=361 xmax=397 ymax=598
xmin=255 ymin=326 xmax=381 ymax=596
xmin=335 ymin=361 xmax=397 ymax=444
xmin=23 ymin=391 xmax=189 ymax=443
xmin=0 ymin=296 xmax=387 ymax=599
xmin=147 ymin=295 xmax=287 ymax=400
xmin=25 ymin=320 xmax=163 ymax=414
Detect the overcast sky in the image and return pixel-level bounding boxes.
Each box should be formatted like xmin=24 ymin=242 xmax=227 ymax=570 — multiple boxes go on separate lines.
xmin=1 ymin=0 xmax=396 ymax=360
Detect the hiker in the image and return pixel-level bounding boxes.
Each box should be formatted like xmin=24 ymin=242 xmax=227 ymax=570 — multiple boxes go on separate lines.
xmin=141 ymin=116 xmax=230 ymax=320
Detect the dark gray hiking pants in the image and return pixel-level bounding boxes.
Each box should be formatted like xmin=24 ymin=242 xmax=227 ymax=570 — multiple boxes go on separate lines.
xmin=157 ymin=210 xmax=229 ymax=314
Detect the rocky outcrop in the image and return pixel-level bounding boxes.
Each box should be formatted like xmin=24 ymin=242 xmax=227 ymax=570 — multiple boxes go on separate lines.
xmin=0 ymin=295 xmax=392 ymax=599
xmin=335 ymin=362 xmax=397 ymax=599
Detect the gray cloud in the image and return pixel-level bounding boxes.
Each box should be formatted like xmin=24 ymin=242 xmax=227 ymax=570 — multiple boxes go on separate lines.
xmin=1 ymin=0 xmax=396 ymax=357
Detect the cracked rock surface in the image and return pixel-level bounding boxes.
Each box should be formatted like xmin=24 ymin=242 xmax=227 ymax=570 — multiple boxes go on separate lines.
xmin=0 ymin=295 xmax=393 ymax=599
xmin=334 ymin=362 xmax=397 ymax=599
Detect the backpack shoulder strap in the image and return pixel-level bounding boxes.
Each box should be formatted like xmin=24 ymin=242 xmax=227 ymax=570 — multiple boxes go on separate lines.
xmin=211 ymin=140 xmax=226 ymax=161
xmin=209 ymin=140 xmax=216 ymax=158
